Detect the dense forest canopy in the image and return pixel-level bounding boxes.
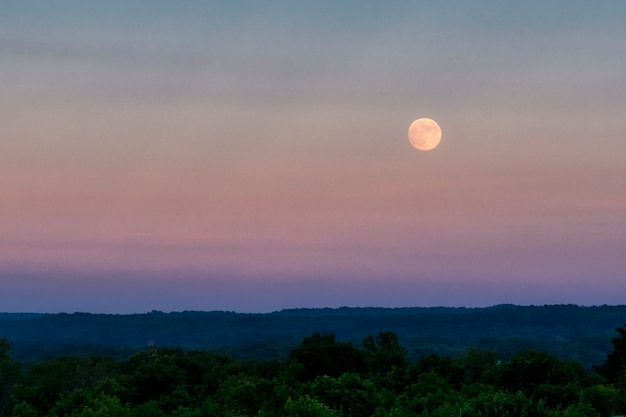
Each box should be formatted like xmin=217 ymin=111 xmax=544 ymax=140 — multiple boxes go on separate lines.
xmin=1 ymin=305 xmax=625 ymax=368
xmin=1 ymin=323 xmax=626 ymax=416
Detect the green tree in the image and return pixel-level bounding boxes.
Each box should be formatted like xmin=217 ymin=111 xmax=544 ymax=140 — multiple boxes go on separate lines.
xmin=578 ymin=384 xmax=619 ymax=417
xmin=596 ymin=323 xmax=626 ymax=384
xmin=485 ymin=350 xmax=588 ymax=400
xmin=71 ymin=393 xmax=130 ymax=417
xmin=363 ymin=331 xmax=408 ymax=376
xmin=8 ymin=401 xmax=37 ymax=417
xmin=409 ymin=354 xmax=464 ymax=388
xmin=456 ymin=347 xmax=498 ymax=382
xmin=309 ymin=373 xmax=378 ymax=416
xmin=393 ymin=371 xmax=459 ymax=416
xmin=0 ymin=338 xmax=20 ymax=417
xmin=289 ymin=333 xmax=365 ymax=381
xmin=8 ymin=355 xmax=116 ymax=415
xmin=470 ymin=390 xmax=536 ymax=417
xmin=120 ymin=349 xmax=185 ymax=406
xmin=284 ymin=395 xmax=336 ymax=417
xmin=548 ymin=402 xmax=601 ymax=417
xmin=215 ymin=374 xmax=268 ymax=416
xmin=130 ymin=400 xmax=169 ymax=417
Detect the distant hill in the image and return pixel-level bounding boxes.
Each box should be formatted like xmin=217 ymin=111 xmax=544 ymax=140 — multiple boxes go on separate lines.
xmin=0 ymin=313 xmax=45 ymax=321
xmin=1 ymin=305 xmax=624 ymax=369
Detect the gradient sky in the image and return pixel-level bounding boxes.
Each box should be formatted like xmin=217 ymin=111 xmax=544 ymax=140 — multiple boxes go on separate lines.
xmin=2 ymin=1 xmax=625 ymax=313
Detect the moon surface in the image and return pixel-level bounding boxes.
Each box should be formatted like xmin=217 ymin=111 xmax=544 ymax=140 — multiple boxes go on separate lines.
xmin=408 ymin=118 xmax=442 ymax=151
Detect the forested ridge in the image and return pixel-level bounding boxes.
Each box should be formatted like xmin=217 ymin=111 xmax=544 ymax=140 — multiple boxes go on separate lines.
xmin=1 ymin=304 xmax=626 ymax=368
xmin=1 ymin=324 xmax=626 ymax=416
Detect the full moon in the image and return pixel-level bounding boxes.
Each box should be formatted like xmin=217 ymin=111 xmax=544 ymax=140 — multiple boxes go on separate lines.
xmin=408 ymin=118 xmax=442 ymax=151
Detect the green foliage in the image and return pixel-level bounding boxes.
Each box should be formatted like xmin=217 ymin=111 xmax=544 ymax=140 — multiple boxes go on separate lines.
xmin=309 ymin=373 xmax=378 ymax=416
xmin=596 ymin=323 xmax=626 ymax=384
xmin=410 ymin=354 xmax=464 ymax=388
xmin=120 ymin=349 xmax=186 ymax=405
xmin=3 ymin=326 xmax=626 ymax=417
xmin=0 ymin=338 xmax=20 ymax=417
xmin=215 ymin=374 xmax=268 ymax=416
xmin=363 ymin=331 xmax=408 ymax=377
xmin=470 ymin=391 xmax=537 ymax=417
xmin=485 ymin=350 xmax=588 ymax=395
xmin=289 ymin=333 xmax=365 ymax=381
xmin=8 ymin=401 xmax=37 ymax=417
xmin=284 ymin=395 xmax=336 ymax=417
xmin=70 ymin=393 xmax=130 ymax=417
xmin=548 ymin=402 xmax=601 ymax=417
xmin=129 ymin=400 xmax=169 ymax=417
xmin=8 ymin=355 xmax=117 ymax=416
xmin=578 ymin=384 xmax=619 ymax=417
xmin=456 ymin=347 xmax=498 ymax=382
xmin=392 ymin=371 xmax=460 ymax=415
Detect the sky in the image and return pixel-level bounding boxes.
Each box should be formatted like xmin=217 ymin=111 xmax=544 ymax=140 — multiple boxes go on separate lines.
xmin=1 ymin=1 xmax=625 ymax=313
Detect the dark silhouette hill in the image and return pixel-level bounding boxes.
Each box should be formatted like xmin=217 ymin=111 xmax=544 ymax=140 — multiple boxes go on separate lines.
xmin=1 ymin=304 xmax=624 ymax=368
